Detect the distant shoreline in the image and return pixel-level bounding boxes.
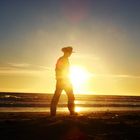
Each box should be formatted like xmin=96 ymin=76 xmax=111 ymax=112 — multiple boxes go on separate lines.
xmin=0 ymin=91 xmax=140 ymax=97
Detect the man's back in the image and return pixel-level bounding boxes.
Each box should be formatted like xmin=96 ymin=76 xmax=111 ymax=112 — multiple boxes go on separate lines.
xmin=55 ymin=56 xmax=70 ymax=80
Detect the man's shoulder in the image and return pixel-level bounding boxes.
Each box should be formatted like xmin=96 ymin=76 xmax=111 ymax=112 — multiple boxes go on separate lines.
xmin=58 ymin=56 xmax=68 ymax=62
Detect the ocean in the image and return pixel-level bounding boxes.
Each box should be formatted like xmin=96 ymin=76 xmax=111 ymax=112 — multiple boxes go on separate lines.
xmin=0 ymin=92 xmax=140 ymax=113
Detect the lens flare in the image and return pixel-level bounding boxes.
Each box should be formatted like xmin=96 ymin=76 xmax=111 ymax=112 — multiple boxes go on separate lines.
xmin=70 ymin=66 xmax=90 ymax=92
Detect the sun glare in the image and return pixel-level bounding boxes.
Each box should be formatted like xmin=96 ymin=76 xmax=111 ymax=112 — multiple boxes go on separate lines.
xmin=75 ymin=107 xmax=82 ymax=112
xmin=70 ymin=66 xmax=89 ymax=92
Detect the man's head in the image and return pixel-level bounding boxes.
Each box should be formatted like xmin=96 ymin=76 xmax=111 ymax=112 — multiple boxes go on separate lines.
xmin=61 ymin=46 xmax=73 ymax=57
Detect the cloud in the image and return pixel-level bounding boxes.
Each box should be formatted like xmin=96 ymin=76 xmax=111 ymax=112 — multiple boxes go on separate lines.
xmin=91 ymin=74 xmax=140 ymax=79
xmin=0 ymin=62 xmax=52 ymax=75
xmin=8 ymin=63 xmax=30 ymax=68
xmin=1 ymin=62 xmax=139 ymax=79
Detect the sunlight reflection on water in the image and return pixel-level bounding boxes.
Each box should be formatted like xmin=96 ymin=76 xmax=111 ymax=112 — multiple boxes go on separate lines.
xmin=0 ymin=107 xmax=140 ymax=113
xmin=75 ymin=107 xmax=82 ymax=112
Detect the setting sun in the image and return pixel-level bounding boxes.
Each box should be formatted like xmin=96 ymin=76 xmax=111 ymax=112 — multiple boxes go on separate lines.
xmin=70 ymin=66 xmax=90 ymax=93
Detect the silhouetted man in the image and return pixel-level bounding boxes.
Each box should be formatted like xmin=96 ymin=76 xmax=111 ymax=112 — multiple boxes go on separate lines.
xmin=50 ymin=46 xmax=77 ymax=116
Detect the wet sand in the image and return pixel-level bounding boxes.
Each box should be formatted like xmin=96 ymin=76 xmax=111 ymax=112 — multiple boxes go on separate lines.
xmin=0 ymin=111 xmax=140 ymax=140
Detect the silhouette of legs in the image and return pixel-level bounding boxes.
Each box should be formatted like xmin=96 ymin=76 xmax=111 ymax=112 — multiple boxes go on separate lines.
xmin=64 ymin=86 xmax=75 ymax=115
xmin=50 ymin=80 xmax=76 ymax=116
xmin=50 ymin=87 xmax=62 ymax=116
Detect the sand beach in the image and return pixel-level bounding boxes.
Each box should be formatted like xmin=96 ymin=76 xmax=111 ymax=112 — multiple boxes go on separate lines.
xmin=0 ymin=111 xmax=140 ymax=140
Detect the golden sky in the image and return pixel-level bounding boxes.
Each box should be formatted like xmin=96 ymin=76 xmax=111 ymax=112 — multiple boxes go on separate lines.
xmin=0 ymin=0 xmax=140 ymax=96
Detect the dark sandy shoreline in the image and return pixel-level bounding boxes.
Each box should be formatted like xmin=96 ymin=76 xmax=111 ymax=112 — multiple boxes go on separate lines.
xmin=0 ymin=111 xmax=140 ymax=140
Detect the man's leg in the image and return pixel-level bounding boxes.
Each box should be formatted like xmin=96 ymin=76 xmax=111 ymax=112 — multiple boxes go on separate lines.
xmin=65 ymin=86 xmax=75 ymax=115
xmin=50 ymin=86 xmax=62 ymax=116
